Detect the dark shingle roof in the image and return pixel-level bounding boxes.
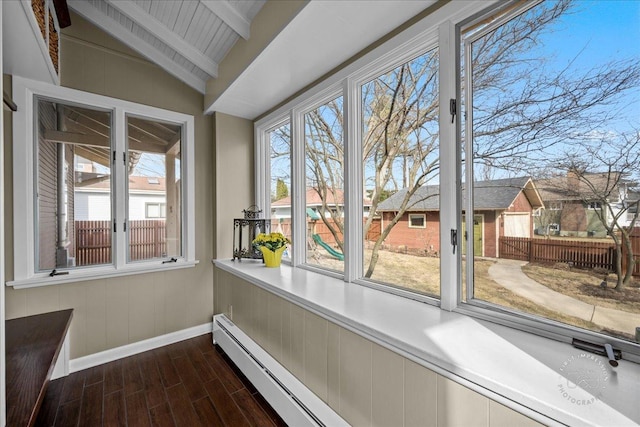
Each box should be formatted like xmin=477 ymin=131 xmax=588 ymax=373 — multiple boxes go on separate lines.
xmin=377 ymin=177 xmax=535 ymax=212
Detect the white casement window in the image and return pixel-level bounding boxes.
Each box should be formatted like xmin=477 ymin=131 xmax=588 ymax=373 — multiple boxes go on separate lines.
xmin=9 ymin=77 xmax=196 ymax=288
xmin=256 ymin=0 xmax=640 ymax=361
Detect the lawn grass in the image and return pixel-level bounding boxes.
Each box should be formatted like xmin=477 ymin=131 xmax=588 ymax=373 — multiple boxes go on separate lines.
xmin=521 ymin=263 xmax=640 ymax=314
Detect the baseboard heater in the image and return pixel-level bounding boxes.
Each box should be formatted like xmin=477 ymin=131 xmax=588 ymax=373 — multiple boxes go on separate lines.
xmin=212 ymin=314 xmax=348 ymax=427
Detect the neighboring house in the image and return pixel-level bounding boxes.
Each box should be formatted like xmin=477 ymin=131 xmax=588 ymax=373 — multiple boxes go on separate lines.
xmin=74 ymin=176 xmax=168 ymax=221
xmin=376 ymin=177 xmax=543 ymax=257
xmin=535 ymin=171 xmax=639 ymax=237
xmin=271 ymin=188 xmax=372 ymax=245
xmin=271 ymin=187 xmax=371 ymax=220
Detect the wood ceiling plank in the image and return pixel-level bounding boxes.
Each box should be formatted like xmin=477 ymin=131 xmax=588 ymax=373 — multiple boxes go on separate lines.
xmin=68 ymin=0 xmax=207 ymax=93
xmin=104 ymin=0 xmax=218 ymax=78
xmin=201 ymin=0 xmax=250 ymax=40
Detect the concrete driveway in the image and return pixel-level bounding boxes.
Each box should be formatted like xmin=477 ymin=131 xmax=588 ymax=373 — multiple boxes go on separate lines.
xmin=488 ymin=259 xmax=640 ymax=337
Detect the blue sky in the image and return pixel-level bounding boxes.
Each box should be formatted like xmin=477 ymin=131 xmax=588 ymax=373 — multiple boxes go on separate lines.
xmin=543 ymin=1 xmax=640 ymax=68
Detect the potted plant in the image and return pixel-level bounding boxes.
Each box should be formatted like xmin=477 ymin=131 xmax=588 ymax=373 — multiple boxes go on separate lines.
xmin=252 ymin=232 xmax=291 ymax=267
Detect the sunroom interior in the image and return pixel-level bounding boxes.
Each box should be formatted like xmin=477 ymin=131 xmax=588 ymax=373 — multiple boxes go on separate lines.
xmin=2 ymin=0 xmax=639 ymax=426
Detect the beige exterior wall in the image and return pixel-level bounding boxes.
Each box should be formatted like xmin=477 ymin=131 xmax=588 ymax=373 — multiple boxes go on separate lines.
xmin=214 ymin=268 xmax=542 ymax=427
xmin=3 ymin=13 xmax=214 ymax=359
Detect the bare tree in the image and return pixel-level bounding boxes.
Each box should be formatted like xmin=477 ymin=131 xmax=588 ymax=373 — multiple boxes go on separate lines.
xmin=546 ymin=132 xmax=640 ymax=289
xmin=297 ymin=0 xmax=640 ymax=278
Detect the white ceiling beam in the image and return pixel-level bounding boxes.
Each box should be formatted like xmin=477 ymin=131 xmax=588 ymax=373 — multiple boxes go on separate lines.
xmin=103 ymin=0 xmax=218 ymax=78
xmin=201 ymin=0 xmax=251 ymax=40
xmin=67 ymin=0 xmax=206 ymax=94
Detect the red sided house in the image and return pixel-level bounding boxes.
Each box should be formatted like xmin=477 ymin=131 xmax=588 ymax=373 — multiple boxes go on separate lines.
xmin=374 ymin=177 xmax=543 ymax=257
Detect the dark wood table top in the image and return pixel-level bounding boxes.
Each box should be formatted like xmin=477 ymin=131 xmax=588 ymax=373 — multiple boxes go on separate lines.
xmin=6 ymin=309 xmax=73 ymax=427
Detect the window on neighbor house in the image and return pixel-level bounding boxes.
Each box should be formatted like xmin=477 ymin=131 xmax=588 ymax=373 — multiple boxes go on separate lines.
xmin=304 ymin=95 xmax=345 ymax=273
xmin=145 ymin=203 xmax=166 ymax=219
xmin=11 ymin=78 xmax=196 ymax=286
xmin=408 ymin=214 xmax=427 ymax=228
xmin=462 ymin=0 xmax=640 ymax=346
xmin=256 ymin=0 xmax=639 ymax=358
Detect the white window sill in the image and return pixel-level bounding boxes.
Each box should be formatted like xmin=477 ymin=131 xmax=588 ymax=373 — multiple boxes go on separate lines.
xmin=214 ymin=259 xmax=640 ymax=427
xmin=6 ymin=260 xmax=199 ymax=289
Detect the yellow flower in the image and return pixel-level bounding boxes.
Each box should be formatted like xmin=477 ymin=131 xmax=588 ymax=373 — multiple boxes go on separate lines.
xmin=252 ymin=232 xmax=291 ymax=251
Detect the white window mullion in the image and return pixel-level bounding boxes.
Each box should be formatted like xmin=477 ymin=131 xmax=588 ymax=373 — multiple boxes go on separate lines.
xmin=254 ymin=123 xmax=269 ymax=218
xmin=290 ymin=109 xmax=306 ymax=266
xmin=438 ymin=21 xmax=461 ymax=311
xmin=343 ymin=77 xmax=362 ymax=282
xmin=13 ymin=81 xmax=36 ymax=281
xmin=183 ymin=116 xmax=196 ymax=262
xmin=113 ymin=107 xmax=127 ymax=268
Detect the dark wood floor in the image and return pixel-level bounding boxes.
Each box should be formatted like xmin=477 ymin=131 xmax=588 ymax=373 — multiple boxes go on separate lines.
xmin=34 ymin=334 xmax=287 ymax=427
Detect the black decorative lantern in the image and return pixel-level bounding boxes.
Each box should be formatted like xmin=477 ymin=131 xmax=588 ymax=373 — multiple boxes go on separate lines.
xmin=232 ymin=205 xmax=270 ymax=261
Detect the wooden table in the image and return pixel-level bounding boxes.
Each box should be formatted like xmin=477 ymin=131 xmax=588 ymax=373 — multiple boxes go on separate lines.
xmin=6 ymin=309 xmax=73 ymax=427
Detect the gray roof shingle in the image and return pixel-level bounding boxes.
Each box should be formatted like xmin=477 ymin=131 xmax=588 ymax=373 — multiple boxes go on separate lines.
xmin=377 ymin=176 xmax=534 ymax=212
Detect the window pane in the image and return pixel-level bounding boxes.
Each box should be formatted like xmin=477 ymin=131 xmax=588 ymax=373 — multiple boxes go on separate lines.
xmin=464 ymin=1 xmax=640 ymax=343
xmin=362 ymin=48 xmax=440 ymax=298
xmin=36 ymin=99 xmax=112 ymax=271
xmin=269 ymin=122 xmax=292 ymax=260
xmin=126 ymin=116 xmax=182 ymax=261
xmin=305 ymin=97 xmax=345 ymax=272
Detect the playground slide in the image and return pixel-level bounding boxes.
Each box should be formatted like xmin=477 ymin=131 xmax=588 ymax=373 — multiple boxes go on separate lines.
xmin=312 ymin=234 xmax=344 ymax=261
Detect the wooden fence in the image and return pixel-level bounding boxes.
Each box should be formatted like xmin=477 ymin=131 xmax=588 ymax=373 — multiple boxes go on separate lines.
xmin=499 ymin=236 xmax=615 ymax=270
xmin=75 ymin=220 xmax=166 ymax=265
xmin=75 ymin=221 xmax=112 ymax=266
xmin=499 ymin=235 xmax=640 ymax=277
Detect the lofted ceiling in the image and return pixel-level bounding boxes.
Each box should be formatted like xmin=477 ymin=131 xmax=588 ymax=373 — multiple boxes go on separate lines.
xmin=67 ymin=0 xmax=266 ymax=94
xmin=62 ymin=1 xmax=435 ymax=119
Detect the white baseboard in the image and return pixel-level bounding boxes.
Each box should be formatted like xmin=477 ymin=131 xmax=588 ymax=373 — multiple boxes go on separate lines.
xmin=69 ymin=322 xmax=212 ymax=373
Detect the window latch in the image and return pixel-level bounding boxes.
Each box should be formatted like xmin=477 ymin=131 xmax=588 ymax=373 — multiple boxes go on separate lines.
xmin=572 ymin=338 xmax=621 ymax=367
xmin=449 ymin=99 xmax=456 ymax=124
xmin=451 ymin=229 xmax=457 ymax=254
xmin=49 ymin=269 xmax=69 ymax=277
xmin=162 ymin=257 xmax=178 ymax=264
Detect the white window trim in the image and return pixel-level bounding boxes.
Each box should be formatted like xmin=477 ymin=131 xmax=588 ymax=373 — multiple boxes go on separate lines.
xmin=408 ymin=213 xmax=427 ymax=229
xmin=145 ymin=202 xmax=167 ymax=219
xmin=8 ymin=76 xmax=197 ymax=289
xmin=254 ymin=0 xmax=639 ymax=361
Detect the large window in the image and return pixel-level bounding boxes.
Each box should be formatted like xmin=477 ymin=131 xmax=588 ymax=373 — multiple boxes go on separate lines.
xmin=462 ymin=1 xmax=640 ymax=346
xmin=126 ymin=115 xmax=182 ymax=262
xmin=361 ymin=47 xmax=440 ymax=297
xmin=269 ymin=121 xmax=292 ymax=259
xmin=304 ymin=96 xmax=344 ymax=273
xmin=257 ymin=0 xmax=640 ymax=360
xmin=10 ymin=77 xmax=196 ymax=287
xmin=36 ymin=99 xmax=112 ymax=270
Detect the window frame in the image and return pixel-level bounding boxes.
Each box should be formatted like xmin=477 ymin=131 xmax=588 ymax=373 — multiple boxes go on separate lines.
xmin=408 ymin=214 xmax=427 ymax=229
xmin=145 ymin=202 xmax=167 ymax=219
xmin=254 ymin=0 xmax=640 ymax=362
xmin=9 ymin=76 xmax=197 ymax=289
